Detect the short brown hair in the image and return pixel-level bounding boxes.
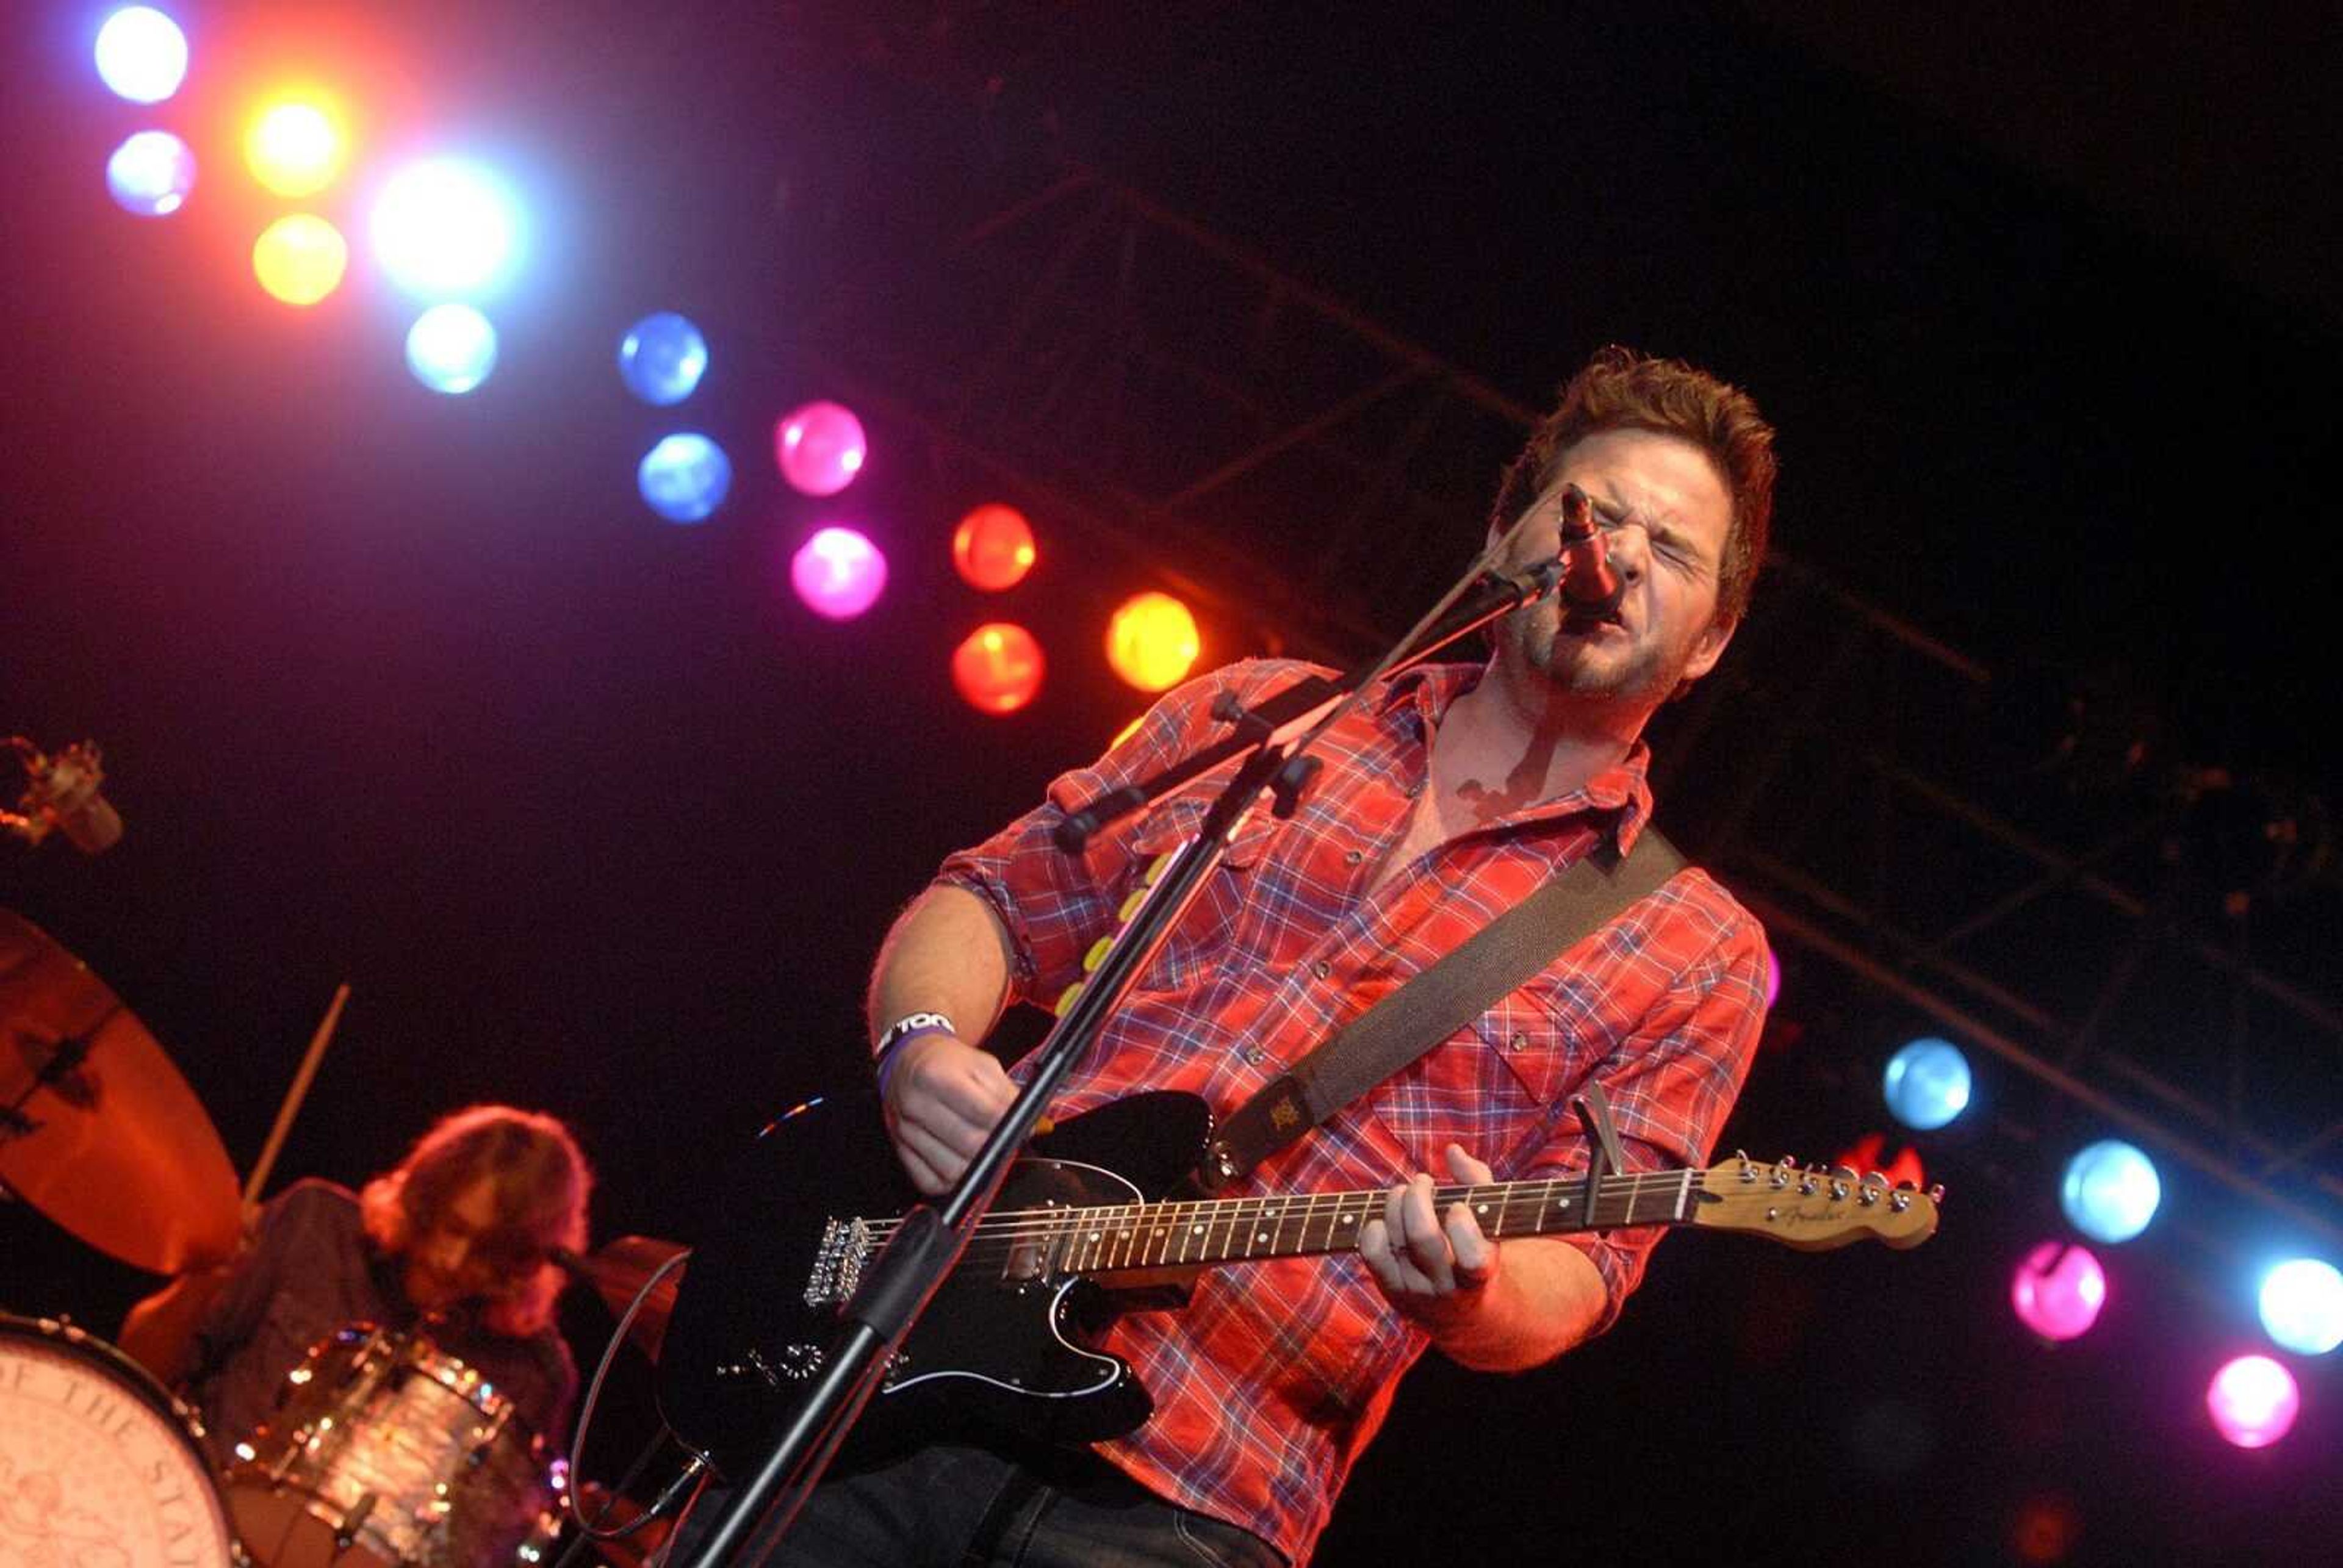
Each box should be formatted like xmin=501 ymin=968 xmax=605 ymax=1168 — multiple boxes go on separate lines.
xmin=361 ymin=1104 xmax=592 ymax=1336
xmin=1491 ymin=345 xmax=1777 ymax=628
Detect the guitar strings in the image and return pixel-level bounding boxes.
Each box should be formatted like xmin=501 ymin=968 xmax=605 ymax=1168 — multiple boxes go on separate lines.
xmin=832 ymin=1168 xmax=1819 ymax=1257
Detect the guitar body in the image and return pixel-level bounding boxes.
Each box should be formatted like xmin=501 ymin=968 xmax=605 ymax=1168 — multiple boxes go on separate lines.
xmin=657 ymin=1088 xmax=1214 ymax=1478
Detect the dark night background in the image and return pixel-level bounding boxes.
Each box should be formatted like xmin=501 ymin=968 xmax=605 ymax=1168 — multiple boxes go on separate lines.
xmin=4 ymin=4 xmax=2339 ymax=1564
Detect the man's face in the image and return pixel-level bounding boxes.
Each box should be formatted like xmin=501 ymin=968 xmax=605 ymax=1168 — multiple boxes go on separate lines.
xmin=402 ymin=1175 xmax=531 ymax=1311
xmin=1488 ymin=427 xmax=1737 ymax=712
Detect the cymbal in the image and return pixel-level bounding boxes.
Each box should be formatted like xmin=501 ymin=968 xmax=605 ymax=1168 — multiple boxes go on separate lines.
xmin=0 ymin=911 xmax=240 ymax=1273
xmin=578 ymin=1234 xmax=688 ymax=1361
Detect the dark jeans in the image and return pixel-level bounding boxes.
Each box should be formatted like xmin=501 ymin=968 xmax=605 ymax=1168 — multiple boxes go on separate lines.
xmin=661 ymin=1444 xmax=1284 ymax=1567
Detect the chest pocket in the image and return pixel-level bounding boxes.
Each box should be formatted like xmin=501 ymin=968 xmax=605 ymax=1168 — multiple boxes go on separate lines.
xmin=1121 ymin=797 xmax=1276 ymax=993
xmin=1364 ymin=967 xmax=1622 ymax=1178
xmin=1471 ymin=969 xmax=1618 ymax=1107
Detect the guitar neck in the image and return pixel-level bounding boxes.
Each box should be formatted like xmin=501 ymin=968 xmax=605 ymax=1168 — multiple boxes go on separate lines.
xmin=1048 ymin=1168 xmax=1701 ymax=1277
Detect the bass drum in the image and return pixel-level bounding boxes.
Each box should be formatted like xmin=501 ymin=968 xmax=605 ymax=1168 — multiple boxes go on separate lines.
xmin=0 ymin=1311 xmax=241 ymax=1568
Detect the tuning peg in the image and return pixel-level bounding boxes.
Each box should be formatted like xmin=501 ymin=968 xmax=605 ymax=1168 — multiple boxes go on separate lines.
xmin=1927 ymin=1184 xmax=1947 ymax=1205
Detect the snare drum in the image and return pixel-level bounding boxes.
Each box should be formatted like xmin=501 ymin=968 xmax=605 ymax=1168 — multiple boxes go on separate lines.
xmin=226 ymin=1324 xmax=548 ymax=1568
xmin=0 ymin=1311 xmax=241 ymax=1568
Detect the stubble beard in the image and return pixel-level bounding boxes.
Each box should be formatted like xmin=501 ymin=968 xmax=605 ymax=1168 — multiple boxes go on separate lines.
xmin=1499 ymin=603 xmax=1675 ymax=713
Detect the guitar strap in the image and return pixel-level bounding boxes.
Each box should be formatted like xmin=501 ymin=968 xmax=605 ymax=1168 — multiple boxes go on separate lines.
xmin=1192 ymin=817 xmax=1685 ymax=1193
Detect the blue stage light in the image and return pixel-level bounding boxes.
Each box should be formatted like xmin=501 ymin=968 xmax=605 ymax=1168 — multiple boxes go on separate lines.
xmin=405 ymin=304 xmax=499 ymax=395
xmin=2259 ymin=1258 xmax=2343 ymax=1356
xmin=2060 ymin=1139 xmax=2161 ymax=1244
xmin=617 ymin=312 xmax=709 ymax=406
xmin=95 ymin=8 xmax=189 ymax=104
xmin=1882 ymin=1037 xmax=1972 ymax=1131
xmin=638 ymin=434 xmax=731 ymax=524
xmin=106 ymin=130 xmax=197 ymax=217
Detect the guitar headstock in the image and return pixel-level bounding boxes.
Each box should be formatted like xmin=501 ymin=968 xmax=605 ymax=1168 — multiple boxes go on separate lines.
xmin=1688 ymin=1152 xmax=1942 ymax=1251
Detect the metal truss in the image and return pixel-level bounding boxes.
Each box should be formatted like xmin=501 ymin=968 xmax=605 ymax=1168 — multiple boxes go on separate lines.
xmin=796 ymin=166 xmax=2342 ymax=1250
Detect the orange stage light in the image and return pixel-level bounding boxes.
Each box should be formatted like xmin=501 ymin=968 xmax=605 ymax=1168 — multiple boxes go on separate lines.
xmin=1106 ymin=591 xmax=1200 ymax=692
xmin=952 ymin=504 xmax=1037 ymax=591
xmin=252 ymin=214 xmax=348 ymax=306
xmin=952 ymin=623 xmax=1046 ymax=715
xmin=245 ymin=96 xmax=347 ymax=198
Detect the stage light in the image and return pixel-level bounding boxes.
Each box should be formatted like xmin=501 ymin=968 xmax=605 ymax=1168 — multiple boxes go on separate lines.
xmin=617 ymin=312 xmax=708 ymax=406
xmin=637 ymin=434 xmax=731 ymax=525
xmin=1106 ymin=592 xmax=1201 ymax=692
xmin=106 ymin=130 xmax=196 ymax=217
xmin=2259 ymin=1259 xmax=2343 ymax=1355
xmin=372 ymin=158 xmax=522 ymax=298
xmin=790 ymin=527 xmax=888 ymax=621
xmin=2060 ymin=1139 xmax=2161 ymax=1243
xmin=952 ymin=624 xmax=1045 ymax=715
xmin=1882 ymin=1036 xmax=1971 ymax=1131
xmin=2206 ymin=1355 xmax=2299 ymax=1449
xmin=775 ymin=401 xmax=867 ymax=497
xmin=245 ymin=99 xmax=344 ymax=198
xmin=405 ymin=304 xmax=498 ymax=395
xmin=952 ymin=505 xmax=1037 ymax=591
xmin=252 ymin=215 xmax=348 ymax=307
xmin=2010 ymin=1240 xmax=2106 ymax=1342
xmin=95 ymin=7 xmax=188 ymax=104
xmin=1833 ymin=1131 xmax=1926 ymax=1192
xmin=1764 ymin=948 xmax=1782 ymax=1009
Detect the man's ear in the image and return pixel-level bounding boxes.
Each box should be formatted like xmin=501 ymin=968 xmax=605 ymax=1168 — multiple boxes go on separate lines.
xmin=1668 ymin=614 xmax=1738 ymax=703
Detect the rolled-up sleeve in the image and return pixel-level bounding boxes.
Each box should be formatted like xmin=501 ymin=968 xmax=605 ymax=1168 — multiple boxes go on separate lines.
xmin=1528 ymin=908 xmax=1769 ymax=1335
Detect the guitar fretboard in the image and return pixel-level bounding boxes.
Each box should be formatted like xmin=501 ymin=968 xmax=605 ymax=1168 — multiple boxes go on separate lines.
xmin=1020 ymin=1169 xmax=1699 ymax=1278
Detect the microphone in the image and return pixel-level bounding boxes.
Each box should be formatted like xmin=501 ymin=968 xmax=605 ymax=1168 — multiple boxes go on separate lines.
xmin=6 ymin=738 xmax=124 ymax=854
xmin=1555 ymin=484 xmax=1624 ymax=627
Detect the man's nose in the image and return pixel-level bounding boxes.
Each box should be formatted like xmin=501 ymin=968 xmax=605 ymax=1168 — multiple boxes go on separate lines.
xmin=1602 ymin=520 xmax=1648 ymax=581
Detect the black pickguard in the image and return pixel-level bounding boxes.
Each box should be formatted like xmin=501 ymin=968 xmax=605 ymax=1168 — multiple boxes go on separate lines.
xmin=656 ymin=1088 xmax=1212 ymax=1478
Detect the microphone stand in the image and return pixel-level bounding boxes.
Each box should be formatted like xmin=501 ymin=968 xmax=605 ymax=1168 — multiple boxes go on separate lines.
xmin=674 ymin=525 xmax=1563 ymax=1567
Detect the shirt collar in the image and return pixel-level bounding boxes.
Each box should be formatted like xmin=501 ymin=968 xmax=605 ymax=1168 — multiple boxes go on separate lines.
xmin=1383 ymin=661 xmax=1657 ymax=847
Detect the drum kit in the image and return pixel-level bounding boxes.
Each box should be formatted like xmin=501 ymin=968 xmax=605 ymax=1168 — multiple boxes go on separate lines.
xmin=0 ymin=910 xmax=677 ymax=1567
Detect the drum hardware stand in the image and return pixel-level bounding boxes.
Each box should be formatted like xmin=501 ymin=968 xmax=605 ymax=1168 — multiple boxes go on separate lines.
xmin=335 ymin=1494 xmax=379 ymax=1555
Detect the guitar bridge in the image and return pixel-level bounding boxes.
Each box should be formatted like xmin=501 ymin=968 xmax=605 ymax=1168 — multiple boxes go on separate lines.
xmin=804 ymin=1217 xmax=877 ymax=1307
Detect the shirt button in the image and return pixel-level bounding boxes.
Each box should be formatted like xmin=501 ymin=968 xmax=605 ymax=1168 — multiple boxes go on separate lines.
xmin=1509 ymin=1031 xmax=1530 ymax=1052
xmin=1241 ymin=1045 xmax=1269 ymax=1066
xmin=1405 ymin=780 xmax=1425 ymax=799
xmin=1311 ymin=960 xmax=1332 ymax=980
xmin=1344 ymin=848 xmax=1363 ymax=865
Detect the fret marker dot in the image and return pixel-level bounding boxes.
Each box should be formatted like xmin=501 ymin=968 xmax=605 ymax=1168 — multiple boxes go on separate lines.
xmin=1192 ymin=1224 xmax=1204 ymax=1234
xmin=1255 ymin=1232 xmax=1268 ymax=1243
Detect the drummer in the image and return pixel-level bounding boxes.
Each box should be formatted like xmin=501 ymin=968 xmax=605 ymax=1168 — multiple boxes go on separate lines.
xmin=123 ymin=1103 xmax=589 ymax=1465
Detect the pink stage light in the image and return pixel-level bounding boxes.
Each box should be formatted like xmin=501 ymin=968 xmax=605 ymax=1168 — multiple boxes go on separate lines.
xmin=789 ymin=527 xmax=888 ymax=620
xmin=1764 ymin=947 xmax=1782 ymax=1009
xmin=2010 ymin=1240 xmax=2106 ymax=1342
xmin=775 ymin=400 xmax=867 ymax=497
xmin=2206 ymin=1355 xmax=2300 ymax=1448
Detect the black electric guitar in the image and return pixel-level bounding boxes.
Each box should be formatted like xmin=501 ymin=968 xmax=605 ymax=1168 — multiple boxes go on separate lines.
xmin=657 ymin=1088 xmax=1940 ymax=1476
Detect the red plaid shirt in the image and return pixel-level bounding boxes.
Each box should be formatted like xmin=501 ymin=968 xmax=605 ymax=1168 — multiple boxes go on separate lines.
xmin=936 ymin=658 xmax=1768 ymax=1563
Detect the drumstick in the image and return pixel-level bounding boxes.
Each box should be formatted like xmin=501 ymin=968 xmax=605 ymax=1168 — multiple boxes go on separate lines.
xmin=243 ymin=982 xmax=351 ymax=1207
